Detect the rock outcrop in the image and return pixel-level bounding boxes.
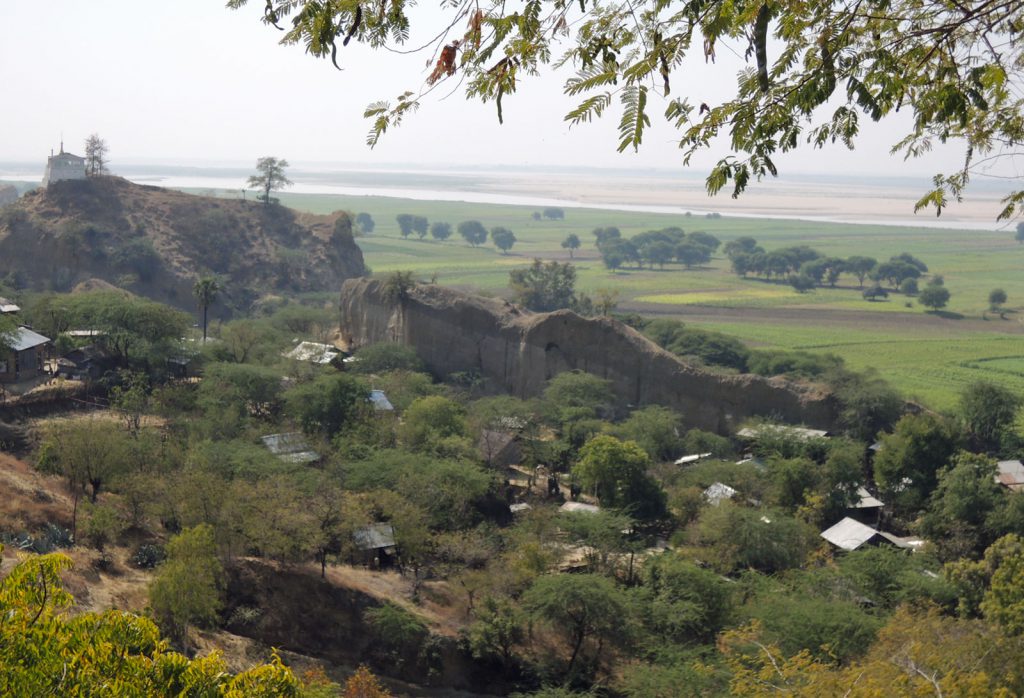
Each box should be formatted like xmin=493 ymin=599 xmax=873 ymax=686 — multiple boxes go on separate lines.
xmin=340 ymin=278 xmax=839 ymax=433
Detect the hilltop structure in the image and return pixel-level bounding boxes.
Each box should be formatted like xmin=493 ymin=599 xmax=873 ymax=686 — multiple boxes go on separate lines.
xmin=42 ymin=142 xmax=86 ymax=186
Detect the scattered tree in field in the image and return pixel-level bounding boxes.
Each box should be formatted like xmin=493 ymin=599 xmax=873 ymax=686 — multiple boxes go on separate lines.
xmin=640 ymin=240 xmax=675 ymax=269
xmin=672 ymin=241 xmax=711 ymax=269
xmin=395 ymin=214 xmax=415 ymax=238
xmin=411 ymin=215 xmax=429 ymax=239
xmin=542 ymin=207 xmax=565 ymax=220
xmin=687 ymin=231 xmax=721 ymax=252
xmin=863 ymin=284 xmax=888 ymax=302
xmin=490 ymin=226 xmax=517 ymax=254
xmin=149 ymin=524 xmax=224 ymax=647
xmin=355 ymin=212 xmax=375 ymax=234
xmin=723 ymin=237 xmax=759 ymax=259
xmin=458 ymin=220 xmax=488 ymax=246
xmin=561 ymin=233 xmax=581 ymax=258
xmin=430 ymin=221 xmax=452 ymax=241
xmin=789 ymin=274 xmax=816 ymax=293
xmin=989 ymin=288 xmax=1008 ymax=317
xmin=531 ymin=211 xmax=542 ymax=221
xmin=593 ymin=226 xmax=622 ymax=245
xmin=246 ymin=156 xmax=292 ymax=205
xmin=192 ymin=276 xmax=220 ymax=342
xmin=875 ymin=259 xmax=922 ymax=289
xmin=846 ymin=256 xmax=878 ymax=287
xmin=918 ymin=284 xmax=951 ymax=311
xmin=900 ymin=278 xmax=919 ymax=295
xmin=83 ymin=134 xmax=109 ymax=176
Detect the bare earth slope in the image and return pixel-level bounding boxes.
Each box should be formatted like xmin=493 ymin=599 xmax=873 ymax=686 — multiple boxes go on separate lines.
xmin=0 ymin=176 xmax=365 ymax=310
xmin=340 ymin=278 xmax=839 ymax=433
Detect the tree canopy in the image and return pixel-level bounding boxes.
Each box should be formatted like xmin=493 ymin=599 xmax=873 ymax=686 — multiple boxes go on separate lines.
xmin=231 ymin=0 xmax=1024 ymax=218
xmin=247 ymin=156 xmax=292 ymax=205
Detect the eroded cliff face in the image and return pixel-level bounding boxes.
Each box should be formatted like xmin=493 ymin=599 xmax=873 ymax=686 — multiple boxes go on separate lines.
xmin=340 ymin=278 xmax=839 ymax=433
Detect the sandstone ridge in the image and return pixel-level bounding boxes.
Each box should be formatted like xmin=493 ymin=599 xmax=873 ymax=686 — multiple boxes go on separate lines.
xmin=340 ymin=278 xmax=838 ymax=433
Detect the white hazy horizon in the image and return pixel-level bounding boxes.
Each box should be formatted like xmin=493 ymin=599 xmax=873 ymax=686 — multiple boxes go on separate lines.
xmin=4 ymin=0 xmax=1016 ymax=193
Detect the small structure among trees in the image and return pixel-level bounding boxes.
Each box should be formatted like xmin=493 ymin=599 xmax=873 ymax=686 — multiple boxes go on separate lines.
xmin=0 ymin=327 xmax=50 ymax=383
xmin=42 ymin=142 xmax=86 ymax=186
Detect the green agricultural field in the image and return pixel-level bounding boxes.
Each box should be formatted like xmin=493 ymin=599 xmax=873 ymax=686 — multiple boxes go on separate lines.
xmin=271 ymin=190 xmax=1024 ymax=411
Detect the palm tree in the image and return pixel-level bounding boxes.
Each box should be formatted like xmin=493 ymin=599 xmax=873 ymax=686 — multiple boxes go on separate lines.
xmin=192 ymin=277 xmax=220 ymax=342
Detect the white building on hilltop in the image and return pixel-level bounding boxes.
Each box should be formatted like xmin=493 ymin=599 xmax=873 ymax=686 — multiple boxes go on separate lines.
xmin=42 ymin=142 xmax=86 ymax=186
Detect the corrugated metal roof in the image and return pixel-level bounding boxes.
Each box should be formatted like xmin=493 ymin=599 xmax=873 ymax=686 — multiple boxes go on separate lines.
xmin=821 ymin=517 xmax=915 ymax=551
xmin=821 ymin=517 xmax=883 ymax=551
xmin=704 ymin=482 xmax=737 ymax=505
xmin=737 ymin=425 xmax=830 ymax=441
xmin=675 ymin=452 xmax=712 ymax=465
xmin=853 ymin=486 xmax=884 ymax=509
xmin=997 ymin=460 xmax=1024 ymax=490
xmin=369 ymin=389 xmax=394 ymax=411
xmin=260 ymin=432 xmax=318 ymax=462
xmin=9 ymin=327 xmax=50 ymax=352
xmin=283 ymin=341 xmax=339 ymax=364
xmin=353 ymin=523 xmax=396 ymax=550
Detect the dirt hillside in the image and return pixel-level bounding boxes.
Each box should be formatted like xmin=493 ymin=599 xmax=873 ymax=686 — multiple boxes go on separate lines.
xmin=0 ymin=176 xmax=365 ymax=312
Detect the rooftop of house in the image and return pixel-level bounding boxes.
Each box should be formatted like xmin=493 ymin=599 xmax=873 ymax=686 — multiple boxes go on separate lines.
xmin=353 ymin=523 xmax=397 ymax=551
xmin=737 ymin=425 xmax=831 ymax=441
xmin=703 ymin=482 xmax=737 ymax=506
xmin=852 ymin=486 xmax=884 ymax=509
xmin=260 ymin=432 xmax=319 ymax=463
xmin=369 ymin=389 xmax=394 ymax=411
xmin=997 ymin=460 xmax=1024 ymax=491
xmin=8 ymin=327 xmax=50 ymax=352
xmin=283 ymin=341 xmax=339 ymax=365
xmin=820 ymin=516 xmax=918 ymax=552
xmin=675 ymin=452 xmax=712 ymax=465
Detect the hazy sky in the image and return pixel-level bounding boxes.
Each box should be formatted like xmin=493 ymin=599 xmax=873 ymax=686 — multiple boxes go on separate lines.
xmin=0 ymin=0 xmax=985 ymax=181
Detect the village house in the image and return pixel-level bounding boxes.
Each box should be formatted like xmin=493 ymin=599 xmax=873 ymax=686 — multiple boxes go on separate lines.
xmin=996 ymin=460 xmax=1024 ymax=492
xmin=260 ymin=432 xmax=319 ymax=464
xmin=820 ymin=516 xmax=923 ymax=552
xmin=1 ymin=327 xmax=50 ymax=383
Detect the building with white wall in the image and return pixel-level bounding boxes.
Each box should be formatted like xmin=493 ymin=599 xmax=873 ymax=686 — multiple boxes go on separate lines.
xmin=42 ymin=143 xmax=86 ymax=186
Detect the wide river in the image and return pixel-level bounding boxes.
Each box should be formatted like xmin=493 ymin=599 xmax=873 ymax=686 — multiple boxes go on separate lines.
xmin=0 ymin=163 xmax=1011 ymax=232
